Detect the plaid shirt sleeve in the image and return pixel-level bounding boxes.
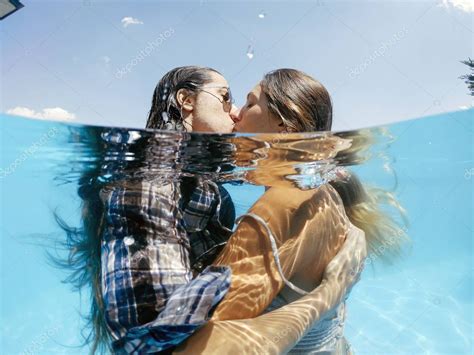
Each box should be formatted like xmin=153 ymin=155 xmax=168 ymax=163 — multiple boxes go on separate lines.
xmin=99 ymin=179 xmax=231 ymax=354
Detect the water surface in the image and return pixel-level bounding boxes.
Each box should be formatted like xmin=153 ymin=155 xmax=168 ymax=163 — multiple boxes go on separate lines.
xmin=0 ymin=109 xmax=472 ymax=354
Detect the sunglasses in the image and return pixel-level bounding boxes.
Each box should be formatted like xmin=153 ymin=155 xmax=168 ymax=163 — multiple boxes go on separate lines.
xmin=197 ymin=86 xmax=234 ymax=112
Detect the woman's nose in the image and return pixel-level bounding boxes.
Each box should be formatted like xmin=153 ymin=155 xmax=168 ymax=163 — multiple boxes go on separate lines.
xmin=230 ymin=105 xmax=241 ymax=123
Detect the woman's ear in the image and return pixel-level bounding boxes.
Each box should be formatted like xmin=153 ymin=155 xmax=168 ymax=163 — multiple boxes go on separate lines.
xmin=176 ymin=89 xmax=195 ymax=112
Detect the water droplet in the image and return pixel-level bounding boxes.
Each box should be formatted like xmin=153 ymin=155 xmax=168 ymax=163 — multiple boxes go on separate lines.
xmin=258 ymin=12 xmax=266 ymax=19
xmin=246 ymin=45 xmax=254 ymax=59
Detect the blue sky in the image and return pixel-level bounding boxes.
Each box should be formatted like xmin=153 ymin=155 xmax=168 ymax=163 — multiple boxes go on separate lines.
xmin=0 ymin=0 xmax=472 ymax=131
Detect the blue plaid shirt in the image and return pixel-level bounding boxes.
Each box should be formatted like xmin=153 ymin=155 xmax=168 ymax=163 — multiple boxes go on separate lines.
xmin=99 ymin=177 xmax=235 ymax=353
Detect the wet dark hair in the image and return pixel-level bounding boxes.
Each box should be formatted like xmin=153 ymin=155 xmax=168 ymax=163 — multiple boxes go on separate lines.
xmin=260 ymin=68 xmax=333 ymax=132
xmin=51 ymin=127 xmax=112 ymax=354
xmin=146 ymin=66 xmax=222 ymax=130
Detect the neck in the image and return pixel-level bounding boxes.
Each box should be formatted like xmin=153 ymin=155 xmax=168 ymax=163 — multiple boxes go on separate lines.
xmin=183 ymin=115 xmax=193 ymax=132
xmin=182 ymin=112 xmax=193 ymax=132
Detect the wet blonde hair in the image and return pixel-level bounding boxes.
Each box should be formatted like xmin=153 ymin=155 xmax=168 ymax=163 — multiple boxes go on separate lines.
xmin=329 ymin=129 xmax=410 ymax=264
xmin=261 ymin=68 xmax=332 ymax=132
xmin=262 ymin=68 xmax=409 ymax=262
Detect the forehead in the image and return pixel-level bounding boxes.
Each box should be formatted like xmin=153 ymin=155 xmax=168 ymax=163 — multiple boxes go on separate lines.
xmin=207 ymin=71 xmax=228 ymax=87
xmin=251 ymin=83 xmax=262 ymax=95
xmin=249 ymin=83 xmax=265 ymax=100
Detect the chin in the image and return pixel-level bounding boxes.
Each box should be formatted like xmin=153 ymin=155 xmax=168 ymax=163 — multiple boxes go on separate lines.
xmin=220 ymin=127 xmax=234 ymax=134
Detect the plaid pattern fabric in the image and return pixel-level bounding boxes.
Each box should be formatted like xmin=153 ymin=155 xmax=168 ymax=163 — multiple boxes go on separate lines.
xmin=99 ymin=178 xmax=234 ymax=353
xmin=184 ymin=182 xmax=235 ymax=271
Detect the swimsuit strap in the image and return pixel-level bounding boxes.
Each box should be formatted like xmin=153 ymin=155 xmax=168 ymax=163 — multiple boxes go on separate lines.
xmin=235 ymin=213 xmax=309 ymax=296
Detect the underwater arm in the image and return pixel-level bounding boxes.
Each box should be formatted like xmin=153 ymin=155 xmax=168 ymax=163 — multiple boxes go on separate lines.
xmin=173 ymin=280 xmax=341 ymax=354
xmin=174 ymin=223 xmax=367 ymax=354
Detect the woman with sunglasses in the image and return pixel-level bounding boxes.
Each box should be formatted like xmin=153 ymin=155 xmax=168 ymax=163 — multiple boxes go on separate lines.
xmin=146 ymin=66 xmax=237 ymax=133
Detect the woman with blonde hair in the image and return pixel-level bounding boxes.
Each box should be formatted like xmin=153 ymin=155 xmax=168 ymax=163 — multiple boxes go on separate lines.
xmin=176 ymin=68 xmax=409 ymax=353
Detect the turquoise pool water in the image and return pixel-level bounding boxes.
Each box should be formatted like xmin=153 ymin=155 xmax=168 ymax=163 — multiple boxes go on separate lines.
xmin=0 ymin=109 xmax=472 ymax=354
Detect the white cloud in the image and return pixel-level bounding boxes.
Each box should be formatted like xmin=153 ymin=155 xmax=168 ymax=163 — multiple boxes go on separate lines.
xmin=101 ymin=56 xmax=111 ymax=65
xmin=121 ymin=17 xmax=144 ymax=28
xmin=459 ymin=102 xmax=474 ymax=110
xmin=440 ymin=0 xmax=474 ymax=12
xmin=6 ymin=106 xmax=76 ymax=121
